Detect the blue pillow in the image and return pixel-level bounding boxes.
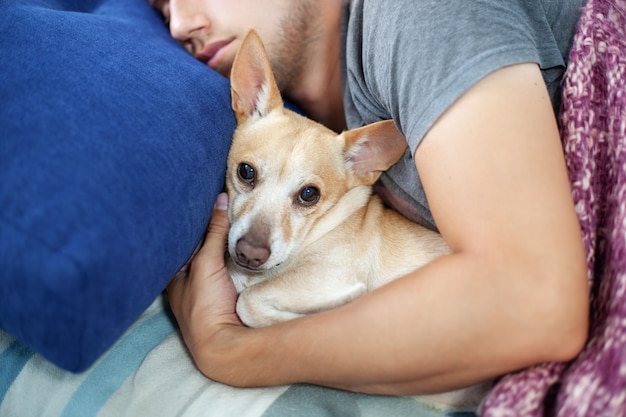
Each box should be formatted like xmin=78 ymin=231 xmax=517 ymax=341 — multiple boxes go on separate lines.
xmin=0 ymin=0 xmax=235 ymax=371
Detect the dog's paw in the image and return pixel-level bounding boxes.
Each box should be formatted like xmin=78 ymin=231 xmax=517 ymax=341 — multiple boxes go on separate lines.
xmin=236 ymin=291 xmax=304 ymax=328
xmin=235 ymin=281 xmax=368 ymax=328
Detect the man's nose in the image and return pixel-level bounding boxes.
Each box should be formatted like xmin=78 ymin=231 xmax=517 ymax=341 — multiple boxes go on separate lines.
xmin=168 ymin=5 xmax=211 ymax=42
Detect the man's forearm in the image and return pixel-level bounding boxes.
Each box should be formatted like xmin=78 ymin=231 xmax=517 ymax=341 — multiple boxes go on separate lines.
xmin=192 ymin=250 xmax=585 ymax=395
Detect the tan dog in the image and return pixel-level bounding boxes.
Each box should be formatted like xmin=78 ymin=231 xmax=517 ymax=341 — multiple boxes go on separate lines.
xmin=225 ymin=30 xmax=490 ymax=410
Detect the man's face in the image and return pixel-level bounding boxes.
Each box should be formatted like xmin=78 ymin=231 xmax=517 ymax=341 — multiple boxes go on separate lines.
xmin=149 ymin=0 xmax=317 ymax=92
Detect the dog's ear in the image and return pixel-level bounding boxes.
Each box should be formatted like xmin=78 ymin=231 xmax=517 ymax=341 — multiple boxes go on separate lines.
xmin=341 ymin=120 xmax=408 ymax=185
xmin=230 ymin=29 xmax=283 ymax=124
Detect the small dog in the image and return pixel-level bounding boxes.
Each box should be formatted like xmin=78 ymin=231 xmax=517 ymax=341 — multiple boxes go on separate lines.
xmin=225 ymin=30 xmax=490 ymax=411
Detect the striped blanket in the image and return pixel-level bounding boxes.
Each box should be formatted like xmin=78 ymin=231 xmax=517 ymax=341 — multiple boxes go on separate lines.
xmin=0 ymin=296 xmax=473 ymax=417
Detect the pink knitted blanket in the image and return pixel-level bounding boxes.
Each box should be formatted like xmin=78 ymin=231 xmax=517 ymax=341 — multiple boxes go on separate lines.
xmin=481 ymin=0 xmax=626 ymax=415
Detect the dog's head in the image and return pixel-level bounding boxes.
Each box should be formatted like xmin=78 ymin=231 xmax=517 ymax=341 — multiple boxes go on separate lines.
xmin=226 ymin=30 xmax=407 ymax=273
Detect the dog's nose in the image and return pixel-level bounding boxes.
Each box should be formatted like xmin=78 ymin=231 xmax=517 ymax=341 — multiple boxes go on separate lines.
xmin=235 ymin=237 xmax=270 ymax=268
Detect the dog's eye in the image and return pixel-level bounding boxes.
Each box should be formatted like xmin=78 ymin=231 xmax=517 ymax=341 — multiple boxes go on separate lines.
xmin=297 ymin=186 xmax=320 ymax=205
xmin=237 ymin=163 xmax=256 ymax=185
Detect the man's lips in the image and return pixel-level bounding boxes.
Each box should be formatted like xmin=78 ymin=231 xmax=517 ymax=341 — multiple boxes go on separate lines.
xmin=197 ymin=39 xmax=233 ymax=69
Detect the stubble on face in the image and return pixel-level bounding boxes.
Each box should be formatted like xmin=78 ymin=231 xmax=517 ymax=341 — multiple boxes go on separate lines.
xmin=265 ymin=0 xmax=321 ymax=97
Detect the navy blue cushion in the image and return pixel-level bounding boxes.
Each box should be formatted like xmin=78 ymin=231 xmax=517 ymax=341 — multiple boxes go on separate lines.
xmin=0 ymin=0 xmax=235 ymax=371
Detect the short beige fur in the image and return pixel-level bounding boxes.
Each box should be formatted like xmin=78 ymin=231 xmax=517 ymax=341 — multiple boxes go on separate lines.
xmin=225 ymin=29 xmax=490 ymax=411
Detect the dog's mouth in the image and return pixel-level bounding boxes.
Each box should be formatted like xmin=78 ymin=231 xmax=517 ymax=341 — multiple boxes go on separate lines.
xmin=233 ymin=260 xmax=264 ymax=272
xmin=231 ymin=258 xmax=282 ymax=273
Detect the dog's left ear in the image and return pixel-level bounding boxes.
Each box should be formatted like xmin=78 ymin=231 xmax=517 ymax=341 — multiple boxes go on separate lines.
xmin=341 ymin=120 xmax=408 ymax=185
xmin=230 ymin=29 xmax=283 ymax=124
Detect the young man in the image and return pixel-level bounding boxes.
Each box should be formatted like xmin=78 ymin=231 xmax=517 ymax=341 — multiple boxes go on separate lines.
xmin=151 ymin=0 xmax=589 ymax=397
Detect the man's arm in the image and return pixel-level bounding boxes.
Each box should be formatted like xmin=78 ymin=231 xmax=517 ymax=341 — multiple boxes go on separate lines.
xmin=167 ymin=63 xmax=589 ymax=395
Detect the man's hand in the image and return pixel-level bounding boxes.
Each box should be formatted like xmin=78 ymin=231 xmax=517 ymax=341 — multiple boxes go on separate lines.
xmin=167 ymin=193 xmax=244 ymax=363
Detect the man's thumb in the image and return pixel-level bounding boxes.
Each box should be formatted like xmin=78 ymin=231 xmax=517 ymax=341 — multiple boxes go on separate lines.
xmin=214 ymin=192 xmax=228 ymax=211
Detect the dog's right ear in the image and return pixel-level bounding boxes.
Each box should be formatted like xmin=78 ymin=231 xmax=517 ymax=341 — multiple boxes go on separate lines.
xmin=341 ymin=120 xmax=408 ymax=186
xmin=230 ymin=29 xmax=283 ymax=124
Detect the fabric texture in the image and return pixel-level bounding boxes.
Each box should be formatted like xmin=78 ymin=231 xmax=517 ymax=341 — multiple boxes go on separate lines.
xmin=0 ymin=297 xmax=474 ymax=417
xmin=0 ymin=0 xmax=235 ymax=372
xmin=481 ymin=0 xmax=626 ymax=415
xmin=341 ymin=0 xmax=584 ymax=231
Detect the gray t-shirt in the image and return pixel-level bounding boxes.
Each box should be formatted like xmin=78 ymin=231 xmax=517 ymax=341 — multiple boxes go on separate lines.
xmin=341 ymin=0 xmax=584 ymax=230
